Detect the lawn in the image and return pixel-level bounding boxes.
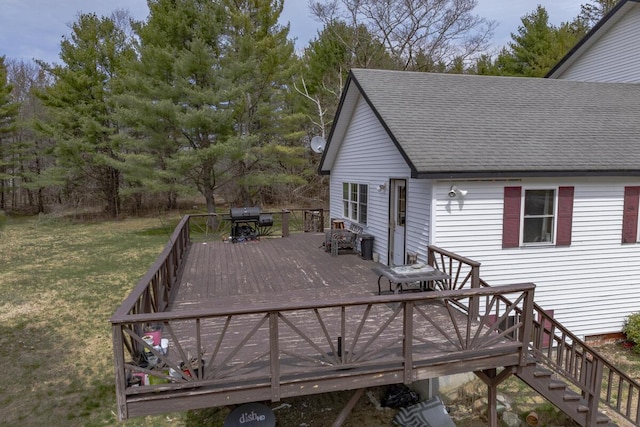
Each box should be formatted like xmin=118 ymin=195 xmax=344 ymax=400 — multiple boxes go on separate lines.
xmin=0 ymin=214 xmax=184 ymax=426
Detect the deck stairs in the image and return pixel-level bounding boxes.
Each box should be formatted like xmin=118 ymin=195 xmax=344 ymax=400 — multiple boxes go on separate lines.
xmin=515 ymin=360 xmax=616 ymax=426
xmin=484 ymin=288 xmax=634 ymax=426
xmin=428 ymin=247 xmax=638 ymax=426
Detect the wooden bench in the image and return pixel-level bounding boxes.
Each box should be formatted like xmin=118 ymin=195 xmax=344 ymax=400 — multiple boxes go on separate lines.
xmin=325 ymin=222 xmax=363 ymax=256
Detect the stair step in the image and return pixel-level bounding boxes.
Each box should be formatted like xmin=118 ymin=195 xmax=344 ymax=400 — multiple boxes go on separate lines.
xmin=577 ymin=404 xmax=589 ymax=413
xmin=533 ymin=368 xmax=553 ymax=378
xmin=562 ymin=390 xmax=581 ymax=402
xmin=548 ymin=380 xmax=567 ymax=390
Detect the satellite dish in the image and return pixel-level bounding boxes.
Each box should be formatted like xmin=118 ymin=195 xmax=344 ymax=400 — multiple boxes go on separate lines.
xmin=310 ymin=136 xmax=326 ymax=153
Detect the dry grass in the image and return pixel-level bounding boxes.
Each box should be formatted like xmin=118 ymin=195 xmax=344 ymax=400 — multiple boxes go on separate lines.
xmin=0 ymin=214 xmax=181 ymax=426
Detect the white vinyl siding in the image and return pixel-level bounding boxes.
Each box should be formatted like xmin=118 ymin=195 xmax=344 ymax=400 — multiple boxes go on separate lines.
xmin=556 ymin=5 xmax=640 ymax=82
xmin=329 ymin=95 xmax=412 ymax=265
xmin=433 ymin=178 xmax=640 ymax=339
xmin=405 ymin=179 xmax=432 ymax=263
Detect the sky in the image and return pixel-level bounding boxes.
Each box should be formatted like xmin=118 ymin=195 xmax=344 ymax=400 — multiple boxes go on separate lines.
xmin=0 ymin=0 xmax=587 ymax=65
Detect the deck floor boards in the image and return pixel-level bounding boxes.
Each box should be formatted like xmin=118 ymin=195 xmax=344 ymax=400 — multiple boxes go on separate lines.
xmin=172 ymin=232 xmax=380 ymax=308
xmin=168 ymin=234 xmax=515 ymax=366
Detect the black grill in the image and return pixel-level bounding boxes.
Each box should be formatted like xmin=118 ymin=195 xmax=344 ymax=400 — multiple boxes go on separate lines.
xmin=230 ymin=207 xmax=261 ymax=221
xmin=258 ymin=213 xmax=273 ymax=226
xmin=228 ymin=207 xmax=273 ymax=242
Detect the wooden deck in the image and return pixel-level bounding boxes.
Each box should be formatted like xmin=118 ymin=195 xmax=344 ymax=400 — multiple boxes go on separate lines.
xmin=172 ymin=232 xmax=382 ymax=307
xmin=112 ymin=215 xmax=640 ymax=426
xmin=112 ymin=219 xmax=534 ymax=420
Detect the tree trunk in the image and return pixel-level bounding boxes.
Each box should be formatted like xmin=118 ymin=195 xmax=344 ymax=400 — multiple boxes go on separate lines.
xmin=203 ymin=161 xmax=218 ymax=230
xmin=205 ymin=191 xmax=218 ymax=230
xmin=166 ymin=191 xmax=177 ymax=210
xmin=0 ymin=177 xmax=4 ymax=210
xmin=102 ymin=165 xmax=121 ymax=217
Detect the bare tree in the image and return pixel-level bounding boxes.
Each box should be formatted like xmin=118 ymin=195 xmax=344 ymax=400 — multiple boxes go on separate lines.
xmin=578 ymin=0 xmax=619 ymax=28
xmin=309 ymin=0 xmax=496 ymax=71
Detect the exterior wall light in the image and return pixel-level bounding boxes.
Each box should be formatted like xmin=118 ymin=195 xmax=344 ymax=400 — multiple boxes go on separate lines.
xmin=448 ymin=185 xmax=468 ymax=198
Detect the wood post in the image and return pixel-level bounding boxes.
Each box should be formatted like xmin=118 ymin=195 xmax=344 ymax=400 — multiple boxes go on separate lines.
xmin=112 ymin=324 xmax=128 ymax=421
xmin=475 ymin=367 xmax=514 ymax=427
xmin=404 ymin=302 xmax=414 ymax=384
xmin=331 ymin=388 xmax=365 ymax=427
xmin=270 ymin=312 xmax=280 ymax=402
xmin=281 ymin=209 xmax=290 ymax=237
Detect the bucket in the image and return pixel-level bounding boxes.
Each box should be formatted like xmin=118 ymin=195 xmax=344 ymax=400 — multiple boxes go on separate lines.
xmin=144 ymin=325 xmax=162 ymax=346
xmin=142 ymin=335 xmax=154 ymax=351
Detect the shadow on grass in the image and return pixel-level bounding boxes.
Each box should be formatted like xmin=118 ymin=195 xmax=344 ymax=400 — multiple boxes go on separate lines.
xmin=185 ymin=406 xmax=230 ymax=426
xmin=0 ymin=320 xmax=117 ymax=425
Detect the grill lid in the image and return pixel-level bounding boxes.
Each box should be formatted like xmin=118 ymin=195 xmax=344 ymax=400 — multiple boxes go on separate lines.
xmin=230 ymin=206 xmax=262 ymax=220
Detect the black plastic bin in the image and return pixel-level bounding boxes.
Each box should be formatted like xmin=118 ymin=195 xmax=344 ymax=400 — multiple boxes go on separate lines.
xmin=359 ymin=234 xmax=374 ymax=260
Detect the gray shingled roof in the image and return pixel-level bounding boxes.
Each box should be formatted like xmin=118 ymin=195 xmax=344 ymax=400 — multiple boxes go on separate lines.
xmin=346 ymin=68 xmax=640 ymax=177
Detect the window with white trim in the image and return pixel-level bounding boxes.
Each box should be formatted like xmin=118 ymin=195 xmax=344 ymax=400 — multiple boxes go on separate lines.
xmin=342 ymin=182 xmax=368 ymax=224
xmin=502 ymin=186 xmax=573 ymax=248
xmin=522 ymin=189 xmax=555 ymax=244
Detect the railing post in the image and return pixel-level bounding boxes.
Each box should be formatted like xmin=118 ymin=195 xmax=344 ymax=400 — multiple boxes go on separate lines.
xmin=469 ymin=264 xmax=480 ymax=320
xmin=519 ymin=288 xmax=535 ymax=366
xmin=427 ymin=246 xmax=434 ymax=266
xmin=270 ymin=312 xmax=281 ymax=402
xmin=404 ymin=302 xmax=414 ymax=384
xmin=585 ymin=356 xmax=603 ymax=426
xmin=112 ymin=324 xmax=128 ymax=421
xmin=281 ymin=209 xmax=290 ymax=238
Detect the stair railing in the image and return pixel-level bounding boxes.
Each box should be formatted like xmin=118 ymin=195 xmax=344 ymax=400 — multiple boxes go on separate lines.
xmin=482 ymin=277 xmax=640 ymax=425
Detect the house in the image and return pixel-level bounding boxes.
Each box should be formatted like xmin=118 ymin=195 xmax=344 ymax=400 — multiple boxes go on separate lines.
xmin=547 ymin=0 xmax=640 ymax=82
xmin=319 ymin=68 xmax=640 ymax=339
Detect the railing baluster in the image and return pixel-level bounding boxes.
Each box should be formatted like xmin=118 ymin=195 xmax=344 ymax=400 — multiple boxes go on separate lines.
xmin=625 ymin=383 xmax=633 ymax=417
xmin=617 ymin=377 xmax=624 ymax=411
xmin=195 ymin=319 xmax=202 ymax=380
xmin=635 ymin=384 xmax=640 ymax=422
xmin=348 ymin=305 xmax=372 ymax=360
xmin=341 ymin=306 xmax=346 ymax=364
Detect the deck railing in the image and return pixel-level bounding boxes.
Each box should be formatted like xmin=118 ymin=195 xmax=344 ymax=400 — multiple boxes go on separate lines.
xmin=532 ymin=302 xmax=640 ymax=426
xmin=480 ymin=278 xmax=640 ymax=426
xmin=113 ymin=215 xmax=191 ymax=318
xmin=112 ymin=211 xmax=327 ymax=360
xmin=187 ymin=209 xmax=327 ymax=241
xmin=428 ymin=246 xmax=640 ymax=424
xmin=111 ymin=282 xmax=535 ymax=420
xmin=428 ymin=245 xmax=482 ymax=318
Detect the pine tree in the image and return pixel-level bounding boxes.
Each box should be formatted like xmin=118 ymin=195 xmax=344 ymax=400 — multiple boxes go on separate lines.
xmin=0 ymin=57 xmax=21 ymax=211
xmin=221 ymin=0 xmax=305 ymax=206
xmin=116 ymin=0 xmax=238 ymax=214
xmin=490 ymin=6 xmax=588 ymax=77
xmin=36 ymin=13 xmax=135 ymax=217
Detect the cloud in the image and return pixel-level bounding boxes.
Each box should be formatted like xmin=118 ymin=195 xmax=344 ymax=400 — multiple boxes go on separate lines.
xmin=0 ymin=0 xmax=148 ymax=64
xmin=0 ymin=0 xmax=584 ymax=65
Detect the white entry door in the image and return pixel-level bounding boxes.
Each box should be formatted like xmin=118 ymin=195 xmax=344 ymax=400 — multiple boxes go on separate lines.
xmin=389 ymin=179 xmax=406 ymax=265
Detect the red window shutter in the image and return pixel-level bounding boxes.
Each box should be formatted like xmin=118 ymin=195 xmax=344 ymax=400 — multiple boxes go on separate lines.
xmin=556 ymin=186 xmax=574 ymax=246
xmin=502 ymin=186 xmax=522 ymax=248
xmin=622 ymin=186 xmax=640 ymax=244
